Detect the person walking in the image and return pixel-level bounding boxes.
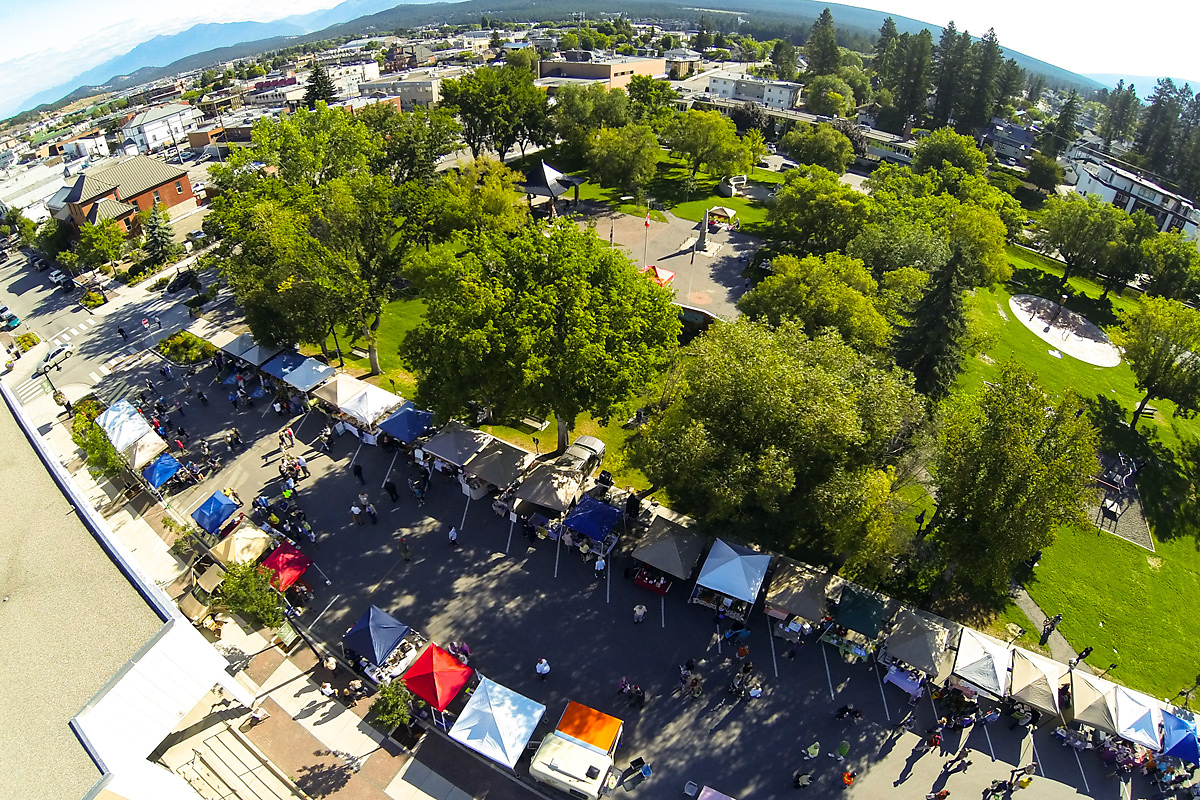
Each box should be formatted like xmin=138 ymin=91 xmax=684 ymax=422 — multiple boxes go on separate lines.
xmin=350 ymin=504 xmax=364 ymax=525
xmin=841 ymin=771 xmax=856 ymax=790
xmin=535 ymin=658 xmax=550 ymax=681
xmin=803 ymin=741 xmax=820 ymax=760
xmin=633 ymin=604 xmax=648 ymax=623
xmin=926 ymin=791 xmax=950 ymax=800
xmin=352 ymin=463 xmax=365 ymax=485
xmin=829 ymin=741 xmax=850 ymax=762
xmin=448 ymin=527 xmax=459 ymax=548
xmin=792 ymin=771 xmax=813 ymax=788
xmin=399 ymin=536 xmax=412 ymax=562
xmin=736 ymin=644 xmax=750 ymax=662
xmin=384 ymin=480 xmax=399 ymax=502
xmin=272 ymin=400 xmax=283 ymax=416
xmin=593 ymin=555 xmax=606 ymax=579
xmin=836 ymin=704 xmax=856 ymax=720
xmin=365 ymin=503 xmax=378 ymax=524
xmin=295 ymin=455 xmax=309 ymax=478
xmin=117 ymin=326 xmax=128 ymax=341
xmin=153 ymin=315 xmax=161 ymax=329
xmin=285 ymin=427 xmax=295 ymax=446
xmin=357 ymin=491 xmax=370 ymax=507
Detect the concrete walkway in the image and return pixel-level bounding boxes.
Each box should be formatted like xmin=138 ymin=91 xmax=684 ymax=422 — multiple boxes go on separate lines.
xmin=1012 ymin=586 xmax=1081 ymax=666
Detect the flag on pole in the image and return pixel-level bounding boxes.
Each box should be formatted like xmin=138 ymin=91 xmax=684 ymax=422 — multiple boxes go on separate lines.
xmin=644 ymin=211 xmax=651 ymax=227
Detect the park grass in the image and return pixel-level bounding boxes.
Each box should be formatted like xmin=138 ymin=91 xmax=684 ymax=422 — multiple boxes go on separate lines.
xmin=982 ymin=604 xmax=1048 ymax=657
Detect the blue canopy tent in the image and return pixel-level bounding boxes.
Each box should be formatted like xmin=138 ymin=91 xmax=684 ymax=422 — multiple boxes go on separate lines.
xmin=562 ymin=495 xmax=623 ymax=541
xmin=342 ymin=605 xmax=411 ymax=667
xmin=378 ymin=403 xmax=435 ymax=444
xmin=141 ymin=453 xmax=183 ymax=488
xmin=1162 ymin=711 xmax=1199 ymax=763
xmin=191 ymin=491 xmax=239 ymax=534
xmin=261 ymin=352 xmax=336 ymax=393
xmin=260 ymin=352 xmax=306 ymax=380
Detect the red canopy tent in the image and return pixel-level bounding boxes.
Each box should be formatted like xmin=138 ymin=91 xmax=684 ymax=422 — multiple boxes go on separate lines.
xmin=639 ymin=265 xmax=675 ymax=287
xmin=402 ymin=644 xmax=475 ymax=711
xmin=262 ymin=541 xmax=313 ymax=590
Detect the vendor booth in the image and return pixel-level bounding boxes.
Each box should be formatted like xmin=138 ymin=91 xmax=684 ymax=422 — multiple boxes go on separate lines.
xmin=822 ymin=584 xmax=890 ymax=662
xmin=96 ymin=399 xmax=153 ymax=451
xmin=261 ymin=352 xmax=336 ymax=393
xmin=639 ymin=265 xmax=675 ymax=287
xmin=123 ymin=431 xmax=168 ymax=471
xmin=238 ymin=342 xmax=282 ymax=367
xmin=191 ymin=491 xmax=239 ymax=535
xmin=313 ymin=373 xmax=367 ymax=409
xmin=342 ymin=605 xmax=421 ymax=684
xmin=561 ymin=495 xmax=623 ymax=553
xmin=462 ymin=438 xmax=534 ymax=498
xmin=951 ymin=630 xmax=1012 ymax=700
xmin=448 ymin=678 xmax=546 ymax=769
xmin=209 ymin=524 xmax=274 ymax=566
xmin=1115 ymin=686 xmax=1163 ymax=750
xmin=764 ymin=559 xmax=843 ymax=642
xmin=313 ymin=374 xmax=405 ymax=440
xmin=402 ymin=644 xmax=475 ymax=712
xmin=1162 ymin=711 xmax=1199 ymax=764
xmin=1071 ymin=670 xmax=1119 ymax=734
xmin=1009 ymin=648 xmax=1069 ymax=715
xmin=422 ymin=420 xmax=492 ymax=469
xmin=882 ymin=609 xmax=951 ymax=695
xmin=378 ymin=403 xmax=435 ymax=444
xmin=219 ymin=333 xmax=256 ymax=359
xmin=261 ymin=541 xmax=312 ymax=590
xmin=141 ymin=452 xmax=183 ymax=489
xmin=630 ymin=511 xmax=705 ymax=596
xmin=512 ymin=463 xmax=584 ymax=518
xmin=342 ymin=381 xmax=405 ymax=428
xmin=690 ymin=539 xmax=771 ymax=621
xmin=529 ymin=701 xmax=624 ymax=800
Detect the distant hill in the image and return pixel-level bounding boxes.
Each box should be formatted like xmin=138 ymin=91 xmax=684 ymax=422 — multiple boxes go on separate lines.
xmin=1087 ymin=73 xmax=1200 ymax=93
xmin=13 ymin=0 xmax=1109 ymax=119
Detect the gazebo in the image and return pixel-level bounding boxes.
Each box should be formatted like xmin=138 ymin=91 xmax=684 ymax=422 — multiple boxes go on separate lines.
xmin=522 ymin=160 xmax=585 ymax=216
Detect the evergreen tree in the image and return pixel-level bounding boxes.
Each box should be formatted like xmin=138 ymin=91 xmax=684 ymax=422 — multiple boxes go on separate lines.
xmin=873 ymin=17 xmax=899 ymax=77
xmin=960 ymin=29 xmax=1004 ymax=132
xmin=804 ymin=8 xmax=841 ymax=76
xmin=893 ymin=30 xmax=933 ymax=124
xmin=1099 ymin=80 xmax=1141 ymax=150
xmin=894 ymin=255 xmax=967 ymax=399
xmin=1172 ymin=94 xmax=1200 ymax=197
xmin=1026 ymin=74 xmax=1045 ymax=106
xmin=1136 ymin=79 xmax=1183 ymax=173
xmin=931 ymin=22 xmax=969 ymax=128
xmin=304 ymin=63 xmax=337 ymax=109
xmin=771 ymin=40 xmax=799 ymax=82
xmin=995 ymin=59 xmax=1024 ymax=113
xmin=143 ymin=206 xmax=175 ymax=265
xmin=1043 ymin=90 xmax=1080 ymax=156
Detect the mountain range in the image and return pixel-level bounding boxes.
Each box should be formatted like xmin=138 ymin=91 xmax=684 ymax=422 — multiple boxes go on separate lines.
xmin=12 ymin=0 xmax=1109 ymax=120
xmin=1086 ymin=73 xmax=1200 ymax=93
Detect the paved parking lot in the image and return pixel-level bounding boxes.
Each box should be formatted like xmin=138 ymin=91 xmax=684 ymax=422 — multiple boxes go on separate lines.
xmin=94 ymin=353 xmax=1162 ymax=800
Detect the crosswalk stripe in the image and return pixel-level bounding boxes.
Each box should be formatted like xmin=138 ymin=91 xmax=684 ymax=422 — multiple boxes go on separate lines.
xmin=86 ymin=318 xmax=96 ymax=327
xmin=69 ymin=327 xmax=78 ymax=336
xmin=88 ymin=371 xmax=100 ymax=383
xmin=52 ymin=338 xmax=61 ymax=345
xmin=99 ymin=364 xmax=111 ymax=375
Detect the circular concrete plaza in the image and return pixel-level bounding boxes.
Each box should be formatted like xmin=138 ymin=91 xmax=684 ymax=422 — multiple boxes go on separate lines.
xmin=1008 ymin=294 xmax=1122 ymax=367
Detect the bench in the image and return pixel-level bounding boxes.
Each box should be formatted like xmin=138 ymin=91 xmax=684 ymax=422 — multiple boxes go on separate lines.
xmin=350 ymin=346 xmax=370 ymax=359
xmin=521 ymin=416 xmax=549 ymax=431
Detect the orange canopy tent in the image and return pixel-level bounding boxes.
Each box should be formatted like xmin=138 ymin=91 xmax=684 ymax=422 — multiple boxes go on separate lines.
xmin=555 ymin=700 xmax=623 ymax=754
xmin=401 ymin=644 xmax=474 ymax=711
xmin=639 ymin=265 xmax=675 ymax=287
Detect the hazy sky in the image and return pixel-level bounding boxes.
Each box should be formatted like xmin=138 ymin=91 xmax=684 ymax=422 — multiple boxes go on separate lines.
xmin=1 ymin=0 xmax=1197 ymax=119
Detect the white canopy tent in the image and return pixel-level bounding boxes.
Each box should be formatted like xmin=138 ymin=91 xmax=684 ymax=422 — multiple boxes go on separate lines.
xmin=123 ymin=432 xmax=168 ymax=471
xmin=313 ymin=373 xmax=370 ymax=409
xmin=96 ymin=400 xmax=154 ymax=452
xmin=695 ymin=539 xmax=771 ymax=604
xmin=448 ymin=678 xmax=546 ymax=769
xmin=951 ymin=630 xmax=1012 ymax=699
xmin=1071 ymin=670 xmax=1119 ymax=733
xmin=1009 ymin=649 xmax=1069 ymax=714
xmin=209 ymin=525 xmax=274 ymax=566
xmin=340 ymin=381 xmax=404 ymax=428
xmin=1115 ymin=686 xmax=1163 ymax=750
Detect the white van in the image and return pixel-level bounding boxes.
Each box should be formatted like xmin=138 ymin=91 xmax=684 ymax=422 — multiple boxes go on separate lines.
xmin=529 ymin=701 xmax=623 ymax=800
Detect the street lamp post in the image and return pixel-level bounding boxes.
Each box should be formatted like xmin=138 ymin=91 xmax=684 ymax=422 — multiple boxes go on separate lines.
xmin=1097 ymin=663 xmax=1118 ymax=678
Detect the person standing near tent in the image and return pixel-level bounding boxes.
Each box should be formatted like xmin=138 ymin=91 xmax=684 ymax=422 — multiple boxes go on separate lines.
xmin=803 ymin=741 xmax=820 ymax=760
xmin=352 ymin=463 xmax=365 ymax=485
xmin=535 ymin=658 xmax=550 ymax=680
xmin=448 ymin=527 xmax=459 ymax=548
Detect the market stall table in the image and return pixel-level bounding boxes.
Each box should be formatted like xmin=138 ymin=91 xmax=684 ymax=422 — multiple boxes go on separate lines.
xmin=885 ymin=665 xmax=924 ymax=697
xmin=690 ymin=539 xmax=771 ymax=622
xmin=364 ymin=638 xmax=421 ymax=685
xmin=630 ymin=511 xmax=704 ymax=596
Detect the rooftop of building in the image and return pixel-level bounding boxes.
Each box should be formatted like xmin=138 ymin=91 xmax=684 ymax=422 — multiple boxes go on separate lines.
xmin=65 ymin=155 xmax=188 ymax=205
xmin=122 ymin=103 xmax=194 ymax=129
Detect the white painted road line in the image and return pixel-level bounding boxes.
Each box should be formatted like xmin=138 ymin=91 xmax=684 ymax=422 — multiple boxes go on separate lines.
xmin=767 ymin=616 xmax=779 ymax=678
xmin=99 ymin=365 xmax=111 ymax=375
xmin=69 ymin=327 xmax=78 ymax=336
xmin=88 ymin=371 xmax=100 ymax=383
xmin=821 ymin=642 xmax=836 ymax=701
xmin=872 ymin=653 xmax=892 ymax=722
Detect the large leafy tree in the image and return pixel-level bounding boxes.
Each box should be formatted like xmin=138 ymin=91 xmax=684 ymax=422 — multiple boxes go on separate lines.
xmin=440 ymin=65 xmax=549 ymax=161
xmin=77 ymin=219 xmax=126 ymax=268
xmin=848 ymin=217 xmax=950 ymax=278
xmin=552 ymin=83 xmax=631 ymax=158
xmin=358 ymin=103 xmax=461 ymax=184
xmin=1034 ymin=193 xmax=1125 ymax=287
xmin=663 ymin=109 xmax=751 ymax=177
xmin=929 ymin=364 xmax=1098 ymax=595
xmin=913 ymin=127 xmax=987 ymax=175
xmin=1109 ymin=297 xmax=1200 ymax=426
xmin=586 ymin=124 xmax=660 ymax=196
xmin=780 ymin=122 xmax=854 ymax=174
xmin=737 ymin=252 xmax=896 ymax=354
xmin=2 ymin=209 xmax=36 ymax=245
xmin=1142 ymin=230 xmax=1200 ymax=300
xmin=804 ymin=74 xmax=855 ymax=117
xmin=632 ymin=319 xmax=923 ymax=563
xmin=1026 ymin=152 xmax=1064 ymax=193
xmin=404 ymin=220 xmax=681 ymax=450
xmin=627 ymin=75 xmax=678 ymax=130
xmin=804 ymin=8 xmax=841 ymax=76
xmin=431 ymin=157 xmax=529 ymax=240
xmin=769 ymin=164 xmax=874 ymax=255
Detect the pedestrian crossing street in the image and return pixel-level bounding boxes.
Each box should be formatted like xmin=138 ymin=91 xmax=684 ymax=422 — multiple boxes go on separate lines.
xmin=48 ymin=316 xmax=98 ymax=346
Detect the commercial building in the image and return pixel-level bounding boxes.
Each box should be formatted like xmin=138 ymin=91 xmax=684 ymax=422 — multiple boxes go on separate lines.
xmin=664 ymin=47 xmax=702 ymax=78
xmin=1073 ymin=159 xmax=1200 ymax=240
xmin=706 ymin=71 xmax=803 ymax=110
xmin=359 ymin=67 xmax=467 ymax=110
xmin=62 ymin=154 xmax=194 ymax=231
xmin=119 ymin=104 xmax=198 ymax=153
xmin=537 ymin=55 xmax=666 ymax=90
xmin=324 ymin=61 xmax=380 ymax=97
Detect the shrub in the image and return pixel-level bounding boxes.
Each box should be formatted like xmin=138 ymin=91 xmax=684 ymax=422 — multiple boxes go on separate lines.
xmin=156 ymin=330 xmax=216 ymax=364
xmin=372 ymin=680 xmax=414 ymax=731
xmin=15 ymin=332 xmax=40 ymax=351
xmin=80 ymin=291 xmax=106 ymax=309
xmin=70 ymin=397 xmax=125 ymax=479
xmin=151 ymin=276 xmax=170 ymax=291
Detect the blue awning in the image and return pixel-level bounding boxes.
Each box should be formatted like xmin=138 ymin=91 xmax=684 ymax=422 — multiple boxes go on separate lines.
xmin=191 ymin=491 xmax=238 ymax=534
xmin=260 ymin=353 xmax=335 ymax=392
xmin=141 ymin=453 xmax=183 ymax=488
xmin=1163 ymin=711 xmax=1199 ymax=763
xmin=562 ymin=495 xmax=623 ymax=541
xmin=378 ymin=403 xmax=435 ymax=444
xmin=260 ymin=352 xmax=306 ymax=380
xmin=342 ymin=605 xmax=411 ymax=667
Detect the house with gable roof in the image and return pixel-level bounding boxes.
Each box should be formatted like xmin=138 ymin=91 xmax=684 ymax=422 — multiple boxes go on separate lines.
xmin=62 ymin=155 xmax=193 ymax=232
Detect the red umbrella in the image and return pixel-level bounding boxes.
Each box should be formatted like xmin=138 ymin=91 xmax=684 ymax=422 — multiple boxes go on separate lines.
xmin=402 ymin=644 xmax=474 ymax=711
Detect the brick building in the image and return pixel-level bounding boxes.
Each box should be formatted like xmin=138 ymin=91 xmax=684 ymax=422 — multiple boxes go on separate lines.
xmin=62 ymin=155 xmax=193 ymax=232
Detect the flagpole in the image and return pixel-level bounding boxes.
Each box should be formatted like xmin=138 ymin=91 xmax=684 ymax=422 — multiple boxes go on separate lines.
xmin=643 ymin=211 xmax=650 ymax=267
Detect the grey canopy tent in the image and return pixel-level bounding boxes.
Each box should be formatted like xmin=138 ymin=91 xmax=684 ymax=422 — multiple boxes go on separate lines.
xmin=422 ymin=420 xmax=492 ymax=468
xmin=463 ymin=438 xmax=534 ymax=489
xmin=695 ymin=539 xmax=772 ymax=604
xmin=764 ymin=559 xmax=843 ymax=622
xmin=219 ymin=333 xmax=256 ymax=358
xmin=1009 ymin=648 xmax=1069 ymax=715
xmin=631 ymin=513 xmax=705 ymax=580
xmin=513 ymin=463 xmax=583 ymax=514
xmin=885 ymin=609 xmax=951 ymax=676
xmin=834 ymin=584 xmax=891 ymax=639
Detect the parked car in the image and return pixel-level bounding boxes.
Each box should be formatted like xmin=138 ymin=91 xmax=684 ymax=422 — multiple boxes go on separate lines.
xmin=39 ymin=342 xmax=73 ymax=373
xmin=166 ymin=269 xmax=195 ymax=293
xmin=0 ymin=250 xmax=8 ymax=263
xmin=0 ymin=305 xmax=19 ymax=329
xmin=186 ymin=230 xmax=208 ymax=245
xmin=31 ymin=257 xmax=48 ymax=271
xmin=47 ymin=269 xmax=68 ymax=286
xmin=556 ymin=435 xmax=606 ymax=478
